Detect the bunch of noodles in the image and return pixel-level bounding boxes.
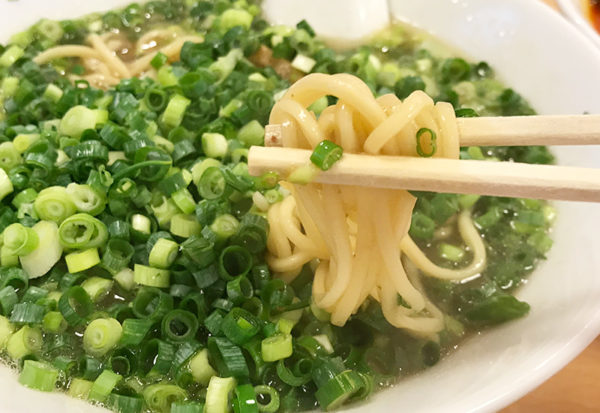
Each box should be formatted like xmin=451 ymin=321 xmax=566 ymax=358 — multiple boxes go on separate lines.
xmin=34 ymin=29 xmax=202 ymax=88
xmin=266 ymin=73 xmax=486 ymax=334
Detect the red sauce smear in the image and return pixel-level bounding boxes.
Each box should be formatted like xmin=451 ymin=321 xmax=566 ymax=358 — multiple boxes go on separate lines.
xmin=589 ymin=0 xmax=600 ymax=33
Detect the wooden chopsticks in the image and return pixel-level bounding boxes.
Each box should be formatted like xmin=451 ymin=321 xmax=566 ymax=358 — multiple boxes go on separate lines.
xmin=247 ymin=114 xmax=600 ymax=203
xmin=456 ymin=115 xmax=600 ymax=146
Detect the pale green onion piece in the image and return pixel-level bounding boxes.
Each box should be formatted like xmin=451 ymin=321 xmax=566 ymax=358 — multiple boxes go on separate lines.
xmin=170 ymin=214 xmax=202 ymax=238
xmin=0 ymin=45 xmax=24 ymax=67
xmin=108 ymin=151 xmax=126 ymax=166
xmin=0 ymin=315 xmax=15 ymax=349
xmin=1 ymin=246 xmax=18 ymax=267
xmin=151 ymin=197 xmax=181 ymax=228
xmin=313 ymin=334 xmax=334 ymax=354
xmin=287 ymin=164 xmax=319 ymax=184
xmin=68 ymin=378 xmax=93 ymax=399
xmin=188 ymin=348 xmax=217 ymax=386
xmin=34 ymin=186 xmax=77 ymax=223
xmin=65 ymin=248 xmax=100 ymax=273
xmin=152 ymin=135 xmax=174 ymax=153
xmin=276 ymin=318 xmax=296 ymax=335
xmin=13 ymin=133 xmax=40 ymax=153
xmin=88 ymin=370 xmax=122 ymax=402
xmin=6 ymin=325 xmax=42 ymax=359
xmin=143 ymin=384 xmax=187 ymax=413
xmin=59 ymin=105 xmax=108 ymax=139
xmin=58 ymin=213 xmax=108 ymax=249
xmin=219 ymin=99 xmax=243 ymax=118
xmin=0 ymin=141 xmax=21 ymax=170
xmin=81 ymin=277 xmax=114 ymax=302
xmin=134 ymin=264 xmax=170 ymax=288
xmin=209 ymin=48 xmax=243 ymax=82
xmin=248 ymin=72 xmax=267 ymax=82
xmin=458 ymin=194 xmax=480 ymax=210
xmin=237 ymin=120 xmax=265 ymax=147
xmin=148 ymin=238 xmax=179 ymax=269
xmin=3 ymin=223 xmax=39 ymax=256
xmin=202 ymin=133 xmax=228 ymax=159
xmin=42 ymin=311 xmax=67 ymax=333
xmin=1 ymin=77 xmax=19 ymax=97
xmin=20 ymin=221 xmax=63 ymax=278
xmin=83 ymin=318 xmax=123 ymax=357
xmin=291 ymin=54 xmax=316 ymax=73
xmin=205 ymin=376 xmax=236 ymax=413
xmin=210 ymin=214 xmax=239 ymax=240
xmin=220 ymin=9 xmax=253 ymax=31
xmin=308 ymin=96 xmax=328 ymax=115
xmin=43 ymin=84 xmax=63 ymax=103
xmin=19 ymin=360 xmax=59 ymax=392
xmin=66 ymin=183 xmax=106 ymax=215
xmin=0 ymin=168 xmax=14 ymax=202
xmin=131 ymin=214 xmax=152 ymax=234
xmin=171 ymin=188 xmax=196 ymax=215
xmin=113 ymin=268 xmax=135 ymax=291
xmin=261 ymin=334 xmax=293 ymax=362
xmin=55 ymin=150 xmax=70 ymax=166
xmin=439 ymin=243 xmax=465 ymax=262
xmin=162 ymin=94 xmax=191 ymax=129
xmin=192 ymin=158 xmax=222 ymax=187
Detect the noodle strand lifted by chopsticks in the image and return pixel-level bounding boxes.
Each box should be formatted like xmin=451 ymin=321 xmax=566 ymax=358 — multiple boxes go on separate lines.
xmin=266 ymin=73 xmax=487 ymax=334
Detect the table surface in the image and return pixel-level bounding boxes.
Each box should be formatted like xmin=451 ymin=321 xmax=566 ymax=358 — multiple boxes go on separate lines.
xmin=503 ymin=1 xmax=600 ymax=411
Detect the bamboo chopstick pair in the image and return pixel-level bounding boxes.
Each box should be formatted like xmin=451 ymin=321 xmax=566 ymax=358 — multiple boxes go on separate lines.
xmin=248 ymin=114 xmax=600 ymax=202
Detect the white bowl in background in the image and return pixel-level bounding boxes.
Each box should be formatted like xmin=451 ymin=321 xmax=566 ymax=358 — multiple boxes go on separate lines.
xmin=557 ymin=0 xmax=600 ymax=48
xmin=2 ymin=1 xmax=600 ymax=412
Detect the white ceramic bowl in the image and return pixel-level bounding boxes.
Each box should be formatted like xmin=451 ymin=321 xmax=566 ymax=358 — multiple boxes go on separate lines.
xmin=557 ymin=0 xmax=600 ymax=49
xmin=2 ymin=1 xmax=600 ymax=412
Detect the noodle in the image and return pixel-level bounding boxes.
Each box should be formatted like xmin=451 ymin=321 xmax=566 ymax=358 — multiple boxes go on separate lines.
xmin=266 ymin=73 xmax=487 ymax=333
xmin=34 ymin=29 xmax=203 ymax=88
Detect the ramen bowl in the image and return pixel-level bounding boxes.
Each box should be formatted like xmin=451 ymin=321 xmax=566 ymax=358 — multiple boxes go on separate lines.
xmin=1 ymin=1 xmax=600 ymax=412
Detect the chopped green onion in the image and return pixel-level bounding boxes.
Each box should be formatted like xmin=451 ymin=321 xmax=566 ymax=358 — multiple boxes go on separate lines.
xmin=161 ymin=309 xmax=198 ymax=343
xmin=310 ymin=140 xmax=343 ymax=171
xmin=0 ymin=45 xmax=24 ymax=67
xmin=81 ymin=276 xmax=113 ymax=302
xmin=149 ymin=238 xmax=179 ymax=269
xmin=65 ymin=248 xmax=101 ymax=273
xmin=162 ymin=94 xmax=191 ymax=129
xmin=208 ymin=337 xmax=249 ymax=378
xmin=3 ymin=223 xmax=38 ymax=256
xmin=19 ymin=221 xmax=63 ymax=278
xmin=68 ymin=378 xmax=93 ymax=399
xmin=170 ymin=214 xmax=202 ymax=238
xmin=6 ymin=325 xmax=42 ymax=359
xmin=19 ymin=360 xmax=59 ymax=392
xmin=205 ymin=376 xmax=236 ymax=413
xmin=60 ymin=105 xmax=108 ymax=139
xmin=202 ymin=133 xmax=228 ymax=159
xmin=83 ymin=318 xmax=123 ymax=357
xmin=253 ymin=385 xmax=280 ymax=413
xmin=134 ymin=264 xmax=170 ymax=288
xmin=59 ymin=213 xmax=108 ymax=249
xmin=416 ymin=127 xmax=437 ymax=157
xmin=261 ymin=334 xmax=293 ymax=362
xmin=58 ymin=286 xmax=93 ymax=326
xmin=34 ymin=186 xmax=77 ymax=223
xmin=0 ymin=168 xmax=14 ymax=202
xmin=88 ymin=369 xmax=122 ymax=403
xmin=143 ymin=384 xmax=187 ymax=413
xmin=315 ymin=370 xmax=364 ymax=411
xmin=188 ymin=348 xmax=217 ymax=386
